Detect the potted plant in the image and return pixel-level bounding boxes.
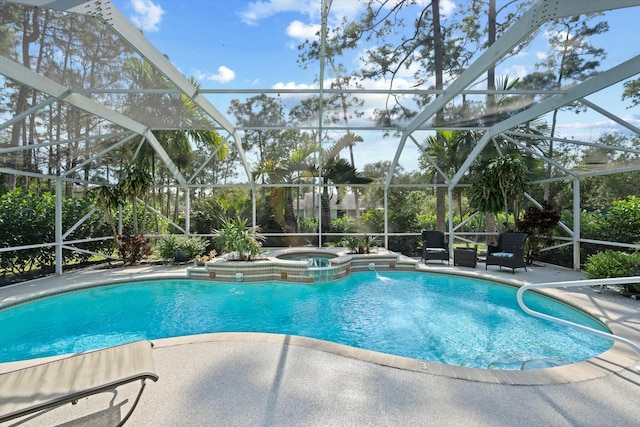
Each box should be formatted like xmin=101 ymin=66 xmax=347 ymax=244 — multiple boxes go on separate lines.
xmin=195 ymin=249 xmax=217 ymax=266
xmin=213 ymin=217 xmax=265 ymax=261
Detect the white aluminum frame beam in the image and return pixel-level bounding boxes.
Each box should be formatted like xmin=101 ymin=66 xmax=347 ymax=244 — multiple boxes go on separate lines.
xmin=0 ymin=96 xmax=57 ymax=131
xmin=503 ymin=131 xmax=640 ymax=156
xmin=578 ymin=98 xmax=640 ymax=136
xmin=0 ymin=56 xmax=188 ymax=186
xmin=385 ymin=0 xmax=640 ymax=189
xmin=449 ymin=54 xmax=640 ymax=186
xmin=402 ymin=0 xmax=640 ymax=136
xmin=0 ymin=131 xmax=132 ymax=154
xmin=8 ymin=0 xmax=254 ymax=188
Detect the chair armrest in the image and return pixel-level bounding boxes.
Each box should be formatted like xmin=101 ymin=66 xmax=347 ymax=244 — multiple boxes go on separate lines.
xmin=487 ymin=244 xmax=499 ymax=255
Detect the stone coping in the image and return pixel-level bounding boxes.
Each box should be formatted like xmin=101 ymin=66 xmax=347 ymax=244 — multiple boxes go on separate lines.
xmin=150 ymin=331 xmax=637 ymax=385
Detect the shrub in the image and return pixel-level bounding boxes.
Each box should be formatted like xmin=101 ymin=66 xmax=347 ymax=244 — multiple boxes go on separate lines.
xmin=516 ymin=202 xmax=561 ymax=264
xmin=341 ymin=234 xmax=380 ymax=254
xmin=298 ymin=218 xmax=318 ymax=233
xmin=0 ymin=189 xmax=54 ymax=275
xmin=63 ymin=196 xmax=114 ymax=263
xmin=156 ymin=235 xmax=208 ymax=260
xmin=213 ymin=217 xmax=265 ymax=261
xmin=117 ymin=228 xmax=152 ymax=265
xmin=330 ymin=216 xmax=357 ymax=233
xmin=361 ymin=209 xmax=384 ymax=233
xmin=597 ymin=196 xmax=640 ymax=245
xmin=584 ymin=250 xmax=640 ymax=294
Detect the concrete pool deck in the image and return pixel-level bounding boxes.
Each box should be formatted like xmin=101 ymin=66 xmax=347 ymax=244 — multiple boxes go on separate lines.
xmin=1 ymin=253 xmax=639 ymax=426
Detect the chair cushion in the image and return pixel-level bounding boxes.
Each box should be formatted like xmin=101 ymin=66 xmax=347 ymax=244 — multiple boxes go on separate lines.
xmin=426 ymin=248 xmax=447 ymax=253
xmin=491 ymin=252 xmax=513 ymax=258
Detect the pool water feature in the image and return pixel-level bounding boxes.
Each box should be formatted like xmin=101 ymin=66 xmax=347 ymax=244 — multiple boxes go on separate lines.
xmin=0 ymin=272 xmax=612 ymax=369
xmin=306 ymin=257 xmax=331 ymax=268
xmin=277 ymin=252 xmax=338 ymax=281
xmin=276 ymin=253 xmax=335 ymax=266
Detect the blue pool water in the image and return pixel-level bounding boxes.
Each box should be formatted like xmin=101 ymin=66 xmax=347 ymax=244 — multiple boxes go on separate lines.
xmin=0 ymin=272 xmax=612 ymax=369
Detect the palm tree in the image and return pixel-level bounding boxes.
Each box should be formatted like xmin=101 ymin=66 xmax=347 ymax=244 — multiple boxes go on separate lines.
xmin=468 ymin=154 xmax=530 ymax=231
xmin=92 ymin=184 xmax=124 ymax=247
xmin=118 ymin=163 xmax=153 ymax=235
xmin=122 ymin=58 xmax=227 ymax=222
xmin=311 ymin=137 xmax=373 ymax=242
xmin=253 ymin=142 xmax=316 ymax=234
xmin=421 ymin=130 xmax=477 ymax=222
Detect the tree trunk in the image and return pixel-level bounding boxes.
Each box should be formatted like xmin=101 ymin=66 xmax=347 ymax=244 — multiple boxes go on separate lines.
xmin=8 ymin=9 xmax=40 ymax=190
xmin=486 ymin=213 xmax=497 ymax=246
xmin=432 ymin=1 xmax=446 ymax=232
xmin=320 ymin=187 xmax=331 ymax=244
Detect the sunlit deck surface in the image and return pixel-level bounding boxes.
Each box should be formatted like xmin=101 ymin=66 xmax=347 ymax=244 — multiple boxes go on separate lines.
xmin=1 ymin=251 xmax=639 ymax=426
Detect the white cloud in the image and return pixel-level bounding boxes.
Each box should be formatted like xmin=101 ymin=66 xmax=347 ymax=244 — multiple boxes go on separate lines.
xmin=241 ymin=0 xmax=317 ymax=26
xmin=195 ymin=66 xmax=236 ymax=84
xmin=129 ymin=0 xmax=165 ymax=32
xmin=273 ymin=81 xmax=317 ymax=90
xmin=440 ymin=0 xmax=456 ymax=16
xmin=500 ymin=64 xmax=530 ymax=79
xmin=241 ymin=0 xmax=364 ymax=26
xmin=287 ymin=20 xmax=321 ymax=40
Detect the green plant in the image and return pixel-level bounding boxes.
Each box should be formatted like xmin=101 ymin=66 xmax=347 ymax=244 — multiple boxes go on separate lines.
xmin=585 ymin=250 xmax=640 ymax=294
xmin=341 ymin=236 xmax=360 ymax=253
xmin=298 ymin=218 xmax=318 ymax=233
xmin=341 ymin=234 xmax=379 ymax=254
xmin=598 ymin=196 xmax=640 ymax=245
xmin=469 ymin=154 xmax=530 ymax=230
xmin=117 ymin=227 xmax=152 ymax=265
xmin=359 ymin=234 xmax=379 ymax=254
xmin=156 ymin=235 xmax=208 ymax=260
xmin=361 ymin=209 xmax=384 ymax=233
xmin=330 ymin=216 xmax=357 ymax=233
xmin=0 ymin=189 xmax=53 ymax=275
xmin=213 ymin=217 xmax=265 ymax=261
xmin=516 ymin=202 xmax=561 ymax=264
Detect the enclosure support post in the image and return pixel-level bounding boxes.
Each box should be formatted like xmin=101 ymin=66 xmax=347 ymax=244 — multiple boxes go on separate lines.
xmin=185 ymin=187 xmax=190 ymax=236
xmin=252 ymin=187 xmax=257 ymax=230
xmin=383 ymin=186 xmax=389 ymax=249
xmin=448 ymin=186 xmax=454 ymax=258
xmin=118 ymin=206 xmax=123 ymax=235
xmin=573 ymin=177 xmax=581 ymax=271
xmin=55 ymin=179 xmax=63 ymax=275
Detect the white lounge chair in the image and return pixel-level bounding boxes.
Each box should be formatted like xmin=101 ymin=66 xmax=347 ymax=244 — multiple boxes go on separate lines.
xmin=0 ymin=340 xmax=158 ymax=426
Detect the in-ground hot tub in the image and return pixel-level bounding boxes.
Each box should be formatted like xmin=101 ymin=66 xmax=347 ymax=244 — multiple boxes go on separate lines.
xmin=187 ymin=247 xmax=410 ymax=283
xmin=276 ymin=251 xmax=336 ymax=267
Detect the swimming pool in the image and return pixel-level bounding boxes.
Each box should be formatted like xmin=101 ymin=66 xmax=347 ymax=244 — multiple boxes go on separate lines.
xmin=0 ymin=271 xmax=612 ymax=369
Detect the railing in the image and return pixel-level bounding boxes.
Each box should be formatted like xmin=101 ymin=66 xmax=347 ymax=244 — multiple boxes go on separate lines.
xmin=516 ymin=276 xmax=640 ymax=371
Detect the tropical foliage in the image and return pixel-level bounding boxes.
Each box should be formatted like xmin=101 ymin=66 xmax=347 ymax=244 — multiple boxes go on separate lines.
xmin=516 ymin=202 xmax=561 ymax=264
xmin=156 ymin=235 xmax=208 ymax=261
xmin=213 ymin=217 xmax=266 ymax=261
xmin=585 ymin=251 xmax=640 ymax=294
xmin=0 ymin=189 xmax=112 ymax=278
xmin=117 ymin=227 xmax=152 ymax=265
xmin=468 ymin=154 xmax=530 ymax=230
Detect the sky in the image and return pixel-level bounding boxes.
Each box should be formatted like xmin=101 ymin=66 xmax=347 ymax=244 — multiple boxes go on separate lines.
xmin=108 ymin=0 xmax=640 ymax=173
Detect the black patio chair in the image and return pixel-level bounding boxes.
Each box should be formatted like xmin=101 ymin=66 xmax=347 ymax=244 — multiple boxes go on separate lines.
xmin=421 ymin=230 xmax=450 ymax=265
xmin=485 ymin=232 xmax=528 ymax=274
